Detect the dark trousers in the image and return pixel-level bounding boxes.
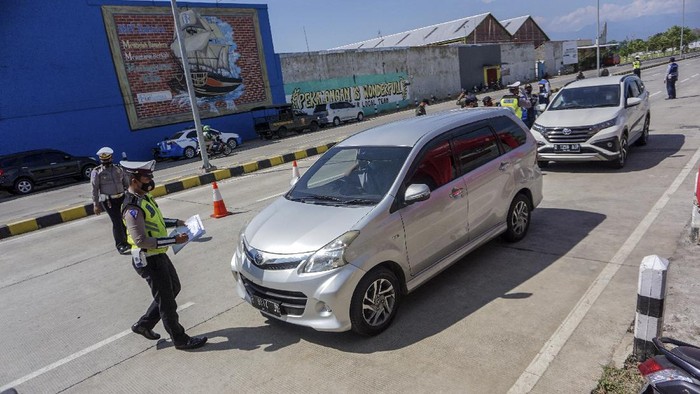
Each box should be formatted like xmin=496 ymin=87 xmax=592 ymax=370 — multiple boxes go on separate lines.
xmin=666 ymin=78 xmax=677 ymax=99
xmin=633 ymin=69 xmax=640 ymax=77
xmin=134 ymin=253 xmax=189 ymax=345
xmin=102 ymin=195 xmax=127 ymax=248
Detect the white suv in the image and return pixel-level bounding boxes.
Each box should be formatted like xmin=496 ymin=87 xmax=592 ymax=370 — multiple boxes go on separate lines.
xmin=531 ymin=75 xmax=650 ymax=168
xmin=313 ymin=101 xmax=364 ymax=127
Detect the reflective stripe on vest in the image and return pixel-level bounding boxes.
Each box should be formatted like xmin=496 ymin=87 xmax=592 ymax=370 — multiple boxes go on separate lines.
xmin=126 ymin=194 xmax=169 ymax=256
xmin=500 ymin=97 xmax=522 ymax=119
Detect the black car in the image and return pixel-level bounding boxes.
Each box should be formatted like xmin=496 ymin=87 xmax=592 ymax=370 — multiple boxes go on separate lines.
xmin=0 ymin=149 xmax=98 ymax=194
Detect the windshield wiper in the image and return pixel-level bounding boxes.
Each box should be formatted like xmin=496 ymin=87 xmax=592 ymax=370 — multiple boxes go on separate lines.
xmin=343 ymin=198 xmax=378 ymax=205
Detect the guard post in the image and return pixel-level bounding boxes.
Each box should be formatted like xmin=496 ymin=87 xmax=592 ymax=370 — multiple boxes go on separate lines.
xmin=633 ymin=255 xmax=669 ymax=360
xmin=690 ymin=165 xmax=700 ymax=242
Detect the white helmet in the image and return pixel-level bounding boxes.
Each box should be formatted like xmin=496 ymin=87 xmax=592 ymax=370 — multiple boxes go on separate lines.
xmin=96 ymin=147 xmax=114 ymax=162
xmin=635 ymin=56 xmax=640 ymax=60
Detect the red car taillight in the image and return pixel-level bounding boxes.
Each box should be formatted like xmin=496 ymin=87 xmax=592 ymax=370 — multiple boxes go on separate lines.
xmin=0 ymin=168 xmax=4 ymax=176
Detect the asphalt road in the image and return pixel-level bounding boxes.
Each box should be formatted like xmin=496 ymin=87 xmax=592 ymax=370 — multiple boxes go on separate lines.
xmin=1 ymin=58 xmax=699 ymax=393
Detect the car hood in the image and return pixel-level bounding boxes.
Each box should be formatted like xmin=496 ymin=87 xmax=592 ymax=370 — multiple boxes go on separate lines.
xmin=537 ymin=107 xmax=620 ymax=127
xmin=244 ymin=197 xmax=374 ymax=254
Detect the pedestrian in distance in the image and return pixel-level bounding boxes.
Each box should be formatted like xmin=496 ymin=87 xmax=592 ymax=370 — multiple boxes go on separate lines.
xmin=415 ymin=99 xmax=428 ymax=116
xmin=665 ymin=57 xmax=679 ymax=99
xmin=576 ymin=71 xmax=586 ymax=80
xmin=91 ymin=147 xmax=130 ymax=255
xmin=632 ymin=55 xmax=642 ymax=78
xmin=121 ymin=160 xmax=207 ymax=351
xmin=523 ymin=84 xmax=538 ymax=128
xmin=538 ymin=73 xmax=551 ymax=105
xmin=481 ymin=96 xmax=494 ymax=107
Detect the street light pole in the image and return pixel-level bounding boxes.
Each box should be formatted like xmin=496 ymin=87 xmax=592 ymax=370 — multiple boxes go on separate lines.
xmin=680 ymin=0 xmax=685 ymax=59
xmin=596 ymin=0 xmax=601 ymax=77
xmin=169 ymin=0 xmax=213 ymax=171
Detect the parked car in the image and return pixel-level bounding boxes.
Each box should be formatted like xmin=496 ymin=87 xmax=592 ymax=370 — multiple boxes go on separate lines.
xmin=230 ymin=108 xmax=543 ymax=335
xmin=531 ymin=74 xmax=650 ymax=169
xmin=313 ymin=101 xmax=365 ymax=127
xmin=0 ymin=149 xmax=98 ymax=195
xmin=153 ymin=127 xmax=242 ymax=160
xmin=252 ymin=104 xmax=322 ymax=139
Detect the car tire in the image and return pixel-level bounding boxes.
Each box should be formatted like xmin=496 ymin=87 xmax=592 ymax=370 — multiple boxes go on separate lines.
xmin=350 ymin=267 xmax=400 ymax=336
xmin=636 ymin=115 xmax=650 ymax=146
xmin=502 ymin=193 xmax=532 ymax=242
xmin=183 ymin=146 xmax=196 ymax=159
xmin=14 ymin=177 xmax=34 ymax=195
xmin=277 ymin=126 xmax=288 ymax=138
xmin=333 ymin=117 xmax=341 ymax=127
xmin=227 ymin=139 xmax=238 ymax=150
xmin=81 ymin=164 xmax=96 ymax=180
xmin=611 ymin=134 xmax=628 ymax=169
xmin=357 ymin=112 xmax=364 ymax=122
xmin=310 ymin=121 xmax=319 ymax=132
xmin=537 ymin=160 xmax=549 ymax=168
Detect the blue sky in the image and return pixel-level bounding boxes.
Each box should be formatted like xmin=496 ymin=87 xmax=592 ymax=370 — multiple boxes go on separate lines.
xmin=187 ymin=0 xmax=699 ymax=53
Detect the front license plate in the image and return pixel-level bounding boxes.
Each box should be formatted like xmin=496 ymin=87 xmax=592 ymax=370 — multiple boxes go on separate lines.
xmin=554 ymin=144 xmax=580 ymax=152
xmin=250 ymin=294 xmax=282 ymax=316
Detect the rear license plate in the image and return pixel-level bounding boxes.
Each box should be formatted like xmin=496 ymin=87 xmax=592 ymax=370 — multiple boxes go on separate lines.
xmin=554 ymin=144 xmax=580 ymax=152
xmin=250 ymin=294 xmax=282 ymax=316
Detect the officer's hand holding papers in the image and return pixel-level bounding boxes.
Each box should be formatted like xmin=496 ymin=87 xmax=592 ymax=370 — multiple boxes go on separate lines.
xmin=170 ymin=214 xmax=205 ymax=254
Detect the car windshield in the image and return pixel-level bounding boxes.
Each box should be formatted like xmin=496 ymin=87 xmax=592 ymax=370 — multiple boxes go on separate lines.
xmin=549 ymin=85 xmax=620 ymax=110
xmin=287 ymin=146 xmax=411 ymax=205
xmin=169 ymin=131 xmax=186 ymax=139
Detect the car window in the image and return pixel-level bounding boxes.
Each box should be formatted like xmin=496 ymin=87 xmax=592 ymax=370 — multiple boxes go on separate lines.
xmin=628 ymin=81 xmax=641 ymax=98
xmin=549 ymin=85 xmax=620 ymax=110
xmin=634 ymin=79 xmax=645 ymax=94
xmin=407 ymin=139 xmax=456 ymax=191
xmin=342 ymin=102 xmax=354 ymax=108
xmin=313 ymin=104 xmax=326 ymax=113
xmin=330 ymin=103 xmax=340 ymax=110
xmin=22 ymin=154 xmax=46 ymax=167
xmin=490 ymin=117 xmax=527 ymax=153
xmin=43 ymin=152 xmax=69 ymax=163
xmin=452 ymin=126 xmax=500 ymax=174
xmin=186 ymin=130 xmax=197 ymax=138
xmin=0 ymin=157 xmax=19 ymax=167
xmin=170 ymin=131 xmax=185 ymax=139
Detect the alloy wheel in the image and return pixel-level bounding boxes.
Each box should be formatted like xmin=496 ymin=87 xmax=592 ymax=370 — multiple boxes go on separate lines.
xmin=361 ymin=278 xmax=396 ymax=327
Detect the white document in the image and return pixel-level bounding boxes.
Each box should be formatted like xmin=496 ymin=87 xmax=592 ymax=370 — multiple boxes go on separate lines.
xmin=169 ymin=214 xmax=206 ymax=254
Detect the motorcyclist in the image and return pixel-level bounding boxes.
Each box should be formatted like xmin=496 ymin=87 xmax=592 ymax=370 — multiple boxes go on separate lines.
xmin=203 ymin=125 xmax=214 ymax=154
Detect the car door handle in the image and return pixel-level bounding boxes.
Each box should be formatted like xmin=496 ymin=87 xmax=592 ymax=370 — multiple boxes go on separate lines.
xmin=499 ymin=162 xmax=510 ymax=171
xmin=450 ymin=187 xmax=465 ymax=199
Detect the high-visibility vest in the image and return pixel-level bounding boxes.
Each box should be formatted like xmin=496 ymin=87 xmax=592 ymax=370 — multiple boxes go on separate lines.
xmin=500 ymin=95 xmax=522 ymax=119
xmin=633 ymin=60 xmax=641 ymax=70
xmin=123 ymin=193 xmax=169 ymax=256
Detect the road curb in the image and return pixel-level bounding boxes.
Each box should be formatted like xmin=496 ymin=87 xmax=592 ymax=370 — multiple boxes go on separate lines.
xmin=0 ymin=142 xmax=336 ymax=240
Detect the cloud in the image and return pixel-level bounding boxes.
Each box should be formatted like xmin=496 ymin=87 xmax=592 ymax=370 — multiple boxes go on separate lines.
xmin=545 ymin=0 xmax=699 ymax=33
xmin=482 ymin=0 xmax=494 ymax=3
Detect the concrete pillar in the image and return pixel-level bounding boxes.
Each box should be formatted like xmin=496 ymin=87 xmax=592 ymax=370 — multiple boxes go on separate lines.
xmin=691 ymin=168 xmax=700 ymax=242
xmin=633 ymin=255 xmax=669 ymax=361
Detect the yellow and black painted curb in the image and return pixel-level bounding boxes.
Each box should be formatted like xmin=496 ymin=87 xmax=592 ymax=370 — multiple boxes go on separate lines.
xmin=0 ymin=142 xmax=336 ymax=240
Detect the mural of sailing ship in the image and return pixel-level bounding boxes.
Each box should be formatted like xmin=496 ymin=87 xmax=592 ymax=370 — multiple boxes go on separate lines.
xmin=169 ymin=10 xmax=243 ymax=98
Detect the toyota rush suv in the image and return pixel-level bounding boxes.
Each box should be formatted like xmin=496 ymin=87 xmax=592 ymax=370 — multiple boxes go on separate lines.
xmin=532 ymin=75 xmax=650 ymax=168
xmin=0 ymin=149 xmax=98 ymax=194
xmin=231 ymin=108 xmax=543 ymax=336
xmin=313 ymin=101 xmax=364 ymax=127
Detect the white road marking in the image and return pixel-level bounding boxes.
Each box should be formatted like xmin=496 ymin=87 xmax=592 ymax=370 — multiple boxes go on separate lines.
xmin=508 ymin=144 xmax=700 ymax=393
xmin=691 ymin=73 xmax=699 ymax=78
xmin=680 ymin=78 xmax=689 ymax=83
xmin=650 ymin=73 xmax=659 ymax=77
xmin=650 ymin=91 xmax=661 ymax=97
xmin=0 ymin=302 xmax=195 ymax=392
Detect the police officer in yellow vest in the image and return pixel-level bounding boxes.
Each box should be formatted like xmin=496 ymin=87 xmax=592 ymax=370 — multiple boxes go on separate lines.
xmin=500 ymin=81 xmax=530 ymax=122
xmin=121 ymin=160 xmax=207 ymax=350
xmin=633 ymin=56 xmax=641 ymax=78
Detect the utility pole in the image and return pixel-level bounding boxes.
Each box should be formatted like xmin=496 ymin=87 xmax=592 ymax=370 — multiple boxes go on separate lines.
xmin=680 ymin=0 xmax=685 ymax=58
xmin=169 ymin=0 xmax=213 ymax=171
xmin=596 ymin=0 xmax=600 ymax=77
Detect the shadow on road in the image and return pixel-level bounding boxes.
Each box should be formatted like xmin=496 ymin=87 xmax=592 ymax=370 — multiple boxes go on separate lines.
xmin=196 ymin=207 xmax=606 ymax=353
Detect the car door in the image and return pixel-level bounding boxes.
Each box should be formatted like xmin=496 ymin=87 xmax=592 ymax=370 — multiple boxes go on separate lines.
xmin=20 ymin=153 xmax=52 ymax=182
xmin=452 ymin=122 xmax=511 ymax=239
xmin=399 ymin=137 xmax=469 ymax=276
xmin=341 ymin=102 xmax=355 ymax=121
xmin=43 ymin=151 xmax=79 ymax=179
xmin=624 ymin=80 xmax=643 ymax=140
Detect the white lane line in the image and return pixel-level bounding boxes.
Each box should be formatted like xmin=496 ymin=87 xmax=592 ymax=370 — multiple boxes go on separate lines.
xmin=650 ymin=91 xmax=662 ymax=97
xmin=508 ymin=144 xmax=700 ymax=393
xmin=256 ymin=192 xmax=286 ymax=202
xmin=650 ymin=73 xmax=659 ymax=77
xmin=691 ymin=73 xmax=699 ymax=78
xmin=680 ymin=78 xmax=689 ymax=83
xmin=0 ymin=302 xmax=195 ymax=391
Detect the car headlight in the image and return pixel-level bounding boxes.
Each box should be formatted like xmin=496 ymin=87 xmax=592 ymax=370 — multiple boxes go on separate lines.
xmin=531 ymin=123 xmax=545 ymax=133
xmin=300 ymin=231 xmax=360 ymax=273
xmin=592 ymin=118 xmax=617 ymax=131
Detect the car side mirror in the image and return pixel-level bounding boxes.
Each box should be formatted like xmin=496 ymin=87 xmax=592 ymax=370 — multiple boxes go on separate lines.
xmin=536 ymin=104 xmax=547 ymax=112
xmin=626 ymin=97 xmax=642 ymax=107
xmin=404 ymin=184 xmax=430 ymax=204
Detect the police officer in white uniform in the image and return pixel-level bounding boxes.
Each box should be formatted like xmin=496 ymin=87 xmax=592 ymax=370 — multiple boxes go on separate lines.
xmin=91 ymin=147 xmax=130 ymax=254
xmin=121 ymin=160 xmax=207 ymax=350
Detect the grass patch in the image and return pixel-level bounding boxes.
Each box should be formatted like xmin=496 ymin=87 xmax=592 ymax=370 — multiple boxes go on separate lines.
xmin=591 ymin=354 xmax=645 ymax=394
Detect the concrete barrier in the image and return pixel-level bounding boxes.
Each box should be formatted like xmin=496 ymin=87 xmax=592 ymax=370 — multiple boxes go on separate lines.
xmin=633 ymin=255 xmax=669 ymax=360
xmin=692 ymin=166 xmax=700 ymax=242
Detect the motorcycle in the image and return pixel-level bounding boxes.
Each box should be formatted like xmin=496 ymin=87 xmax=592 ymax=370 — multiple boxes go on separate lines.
xmin=638 ymin=337 xmax=700 ymax=393
xmin=198 ymin=137 xmax=233 ymax=158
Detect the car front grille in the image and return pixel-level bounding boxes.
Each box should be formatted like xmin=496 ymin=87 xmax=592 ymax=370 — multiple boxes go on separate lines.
xmin=542 ymin=127 xmax=598 ymax=143
xmin=241 ymin=276 xmax=307 ymax=316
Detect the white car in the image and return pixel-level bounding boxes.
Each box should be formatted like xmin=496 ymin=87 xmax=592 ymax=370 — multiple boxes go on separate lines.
xmin=531 ymin=74 xmax=650 ymax=169
xmin=313 ymin=102 xmax=364 ymax=127
xmin=153 ymin=128 xmax=242 ymax=160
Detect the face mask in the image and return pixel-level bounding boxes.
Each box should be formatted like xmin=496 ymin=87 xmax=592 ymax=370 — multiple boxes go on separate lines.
xmin=141 ymin=180 xmax=155 ymax=192
xmin=101 ymin=160 xmax=112 ymax=167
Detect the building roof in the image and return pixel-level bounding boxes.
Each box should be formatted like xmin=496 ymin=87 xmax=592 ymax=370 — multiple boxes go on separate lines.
xmin=499 ymin=16 xmax=530 ymax=36
xmin=331 ymin=13 xmax=493 ymax=50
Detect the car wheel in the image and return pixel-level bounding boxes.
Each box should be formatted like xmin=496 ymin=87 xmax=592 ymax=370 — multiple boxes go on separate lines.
xmin=82 ymin=164 xmax=96 ymax=180
xmin=333 ymin=117 xmax=341 ymax=127
xmin=183 ymin=146 xmax=196 ymax=159
xmin=357 ymin=112 xmax=364 ymax=122
xmin=310 ymin=121 xmax=319 ymax=132
xmin=636 ymin=115 xmax=650 ymax=146
xmin=612 ymin=134 xmax=628 ymax=169
xmin=277 ymin=126 xmax=289 ymax=138
xmin=537 ymin=160 xmax=549 ymax=168
xmin=350 ymin=267 xmax=400 ymax=336
xmin=14 ymin=178 xmax=34 ymax=195
xmin=502 ymin=193 xmax=532 ymax=242
xmin=227 ymin=139 xmax=238 ymax=150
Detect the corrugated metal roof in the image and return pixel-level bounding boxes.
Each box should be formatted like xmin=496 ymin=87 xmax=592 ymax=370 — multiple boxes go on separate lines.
xmin=331 ymin=12 xmax=492 ymax=50
xmin=499 ymin=15 xmax=530 ymax=36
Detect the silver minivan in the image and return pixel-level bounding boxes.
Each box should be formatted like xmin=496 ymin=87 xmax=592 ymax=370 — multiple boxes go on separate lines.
xmin=231 ymin=108 xmax=543 ymax=335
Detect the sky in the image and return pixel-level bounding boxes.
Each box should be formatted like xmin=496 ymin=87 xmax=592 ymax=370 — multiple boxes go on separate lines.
xmin=191 ymin=0 xmax=699 ymax=53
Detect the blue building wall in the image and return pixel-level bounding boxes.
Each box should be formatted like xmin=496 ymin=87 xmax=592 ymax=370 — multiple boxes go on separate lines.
xmin=0 ymin=0 xmax=284 ymax=160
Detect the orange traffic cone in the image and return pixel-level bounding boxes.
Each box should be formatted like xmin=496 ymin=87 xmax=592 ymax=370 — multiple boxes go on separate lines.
xmin=210 ymin=181 xmax=232 ymax=218
xmin=291 ymin=160 xmax=300 ymax=185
